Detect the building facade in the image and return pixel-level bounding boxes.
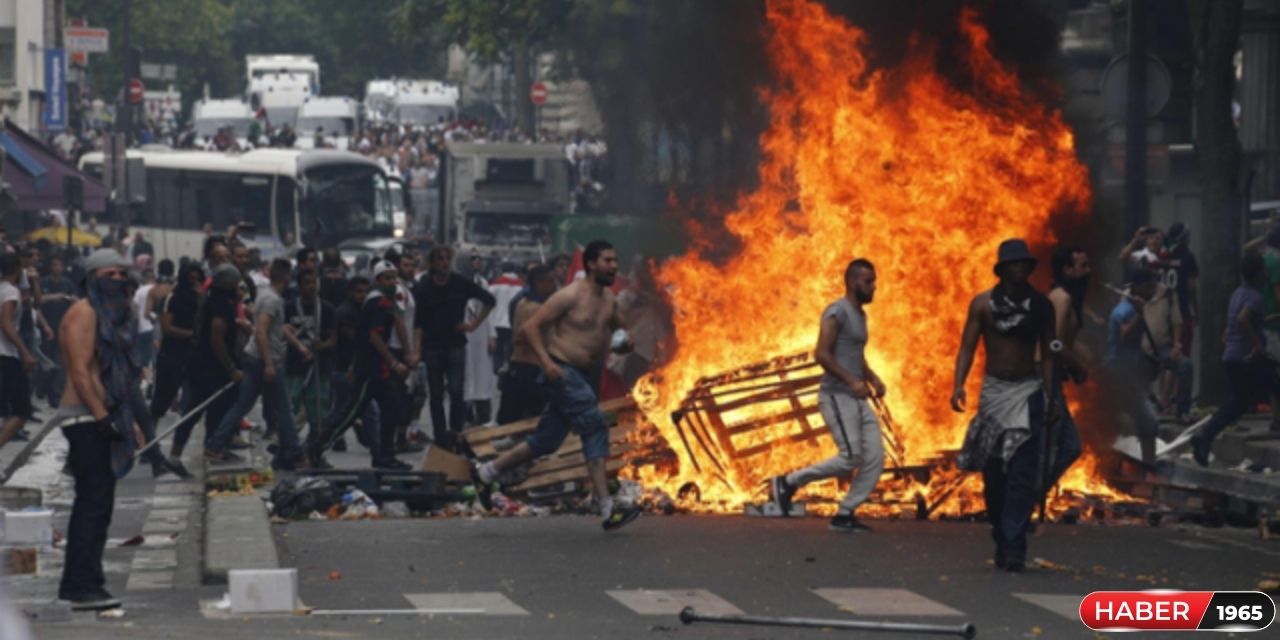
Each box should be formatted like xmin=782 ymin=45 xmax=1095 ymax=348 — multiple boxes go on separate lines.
xmin=0 ymin=0 xmax=46 ymax=132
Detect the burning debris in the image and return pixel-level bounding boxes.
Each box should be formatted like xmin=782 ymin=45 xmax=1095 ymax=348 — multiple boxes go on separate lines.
xmin=629 ymin=0 xmax=1101 ymax=515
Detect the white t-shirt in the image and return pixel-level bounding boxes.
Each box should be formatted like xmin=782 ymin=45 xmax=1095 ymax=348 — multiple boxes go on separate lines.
xmin=0 ymin=281 xmax=22 ymax=358
xmin=388 ymin=280 xmax=414 ymax=351
xmin=134 ymin=284 xmax=155 ymax=333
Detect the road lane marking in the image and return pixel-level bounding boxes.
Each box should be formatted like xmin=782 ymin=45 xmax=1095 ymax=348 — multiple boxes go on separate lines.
xmin=607 ymin=589 xmax=744 ymax=615
xmin=812 ymin=588 xmax=964 ymax=617
xmin=1012 ymin=593 xmax=1084 ymax=620
xmin=402 ymin=592 xmax=529 ymax=615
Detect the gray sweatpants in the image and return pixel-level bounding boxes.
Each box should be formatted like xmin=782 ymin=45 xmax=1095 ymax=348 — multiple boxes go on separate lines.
xmin=785 ymin=392 xmax=885 ymax=515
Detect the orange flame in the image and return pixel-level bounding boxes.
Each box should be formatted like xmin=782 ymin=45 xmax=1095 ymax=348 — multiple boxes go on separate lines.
xmin=630 ymin=0 xmax=1096 ymax=512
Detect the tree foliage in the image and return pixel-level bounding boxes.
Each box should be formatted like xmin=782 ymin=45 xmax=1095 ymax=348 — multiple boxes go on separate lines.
xmin=65 ymin=0 xmax=448 ymax=113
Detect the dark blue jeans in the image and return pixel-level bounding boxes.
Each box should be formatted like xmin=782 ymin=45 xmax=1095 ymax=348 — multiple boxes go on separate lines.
xmin=59 ymin=420 xmax=117 ymax=599
xmin=209 ymin=356 xmax=299 ymax=466
xmin=423 ymin=346 xmax=467 ymax=446
xmin=982 ymin=390 xmax=1044 ymax=565
xmin=1195 ymin=360 xmax=1280 ymax=448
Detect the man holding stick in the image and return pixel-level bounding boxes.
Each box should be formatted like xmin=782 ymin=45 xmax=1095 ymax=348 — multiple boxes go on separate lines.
xmin=952 ymin=239 xmax=1056 ymax=572
xmin=55 ymin=249 xmax=139 ymax=610
xmin=473 ymin=240 xmax=641 ymax=531
xmin=769 ymin=258 xmax=886 ymax=532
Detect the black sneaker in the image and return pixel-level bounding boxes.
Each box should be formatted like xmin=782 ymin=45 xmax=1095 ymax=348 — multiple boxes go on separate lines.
xmin=309 ymin=455 xmax=334 ymax=470
xmin=602 ymin=504 xmax=642 ymax=532
xmin=61 ymin=590 xmax=122 ymax=611
xmin=165 ymin=457 xmax=193 ymax=480
xmin=396 ymin=440 xmax=425 ymax=454
xmin=332 ymin=437 xmax=348 ymax=452
xmin=829 ymin=514 xmax=872 ymax=533
xmin=1191 ymin=437 xmax=1211 ymax=468
xmin=373 ymin=457 xmax=412 ymax=470
xmin=205 ymin=450 xmax=244 ymax=466
xmin=1004 ymin=558 xmax=1027 ymax=573
xmin=12 ymin=429 xmax=30 ymax=442
xmin=151 ymin=459 xmax=172 ymax=478
xmin=770 ymin=475 xmax=795 ymax=516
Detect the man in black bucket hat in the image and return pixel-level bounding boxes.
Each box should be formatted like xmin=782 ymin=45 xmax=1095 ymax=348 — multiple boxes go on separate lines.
xmin=951 ymin=239 xmax=1056 ymax=572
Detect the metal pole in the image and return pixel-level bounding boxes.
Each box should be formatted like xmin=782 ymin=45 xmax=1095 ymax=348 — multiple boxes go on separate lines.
xmin=133 ymin=381 xmax=237 ymax=458
xmin=1124 ymin=0 xmax=1149 ymax=236
xmin=680 ymin=607 xmax=977 ymax=638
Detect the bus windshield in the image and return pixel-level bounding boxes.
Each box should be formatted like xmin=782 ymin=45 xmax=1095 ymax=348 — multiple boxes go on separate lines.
xmin=395 ymin=105 xmax=454 ymax=126
xmin=302 ymin=164 xmax=394 ymax=246
xmin=297 ymin=117 xmax=355 ymax=136
xmin=194 ymin=118 xmax=252 ymax=138
xmin=465 ymin=212 xmax=551 ymax=247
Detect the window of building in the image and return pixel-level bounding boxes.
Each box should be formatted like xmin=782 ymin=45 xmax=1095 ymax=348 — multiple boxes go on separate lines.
xmin=0 ymin=28 xmax=16 ymax=87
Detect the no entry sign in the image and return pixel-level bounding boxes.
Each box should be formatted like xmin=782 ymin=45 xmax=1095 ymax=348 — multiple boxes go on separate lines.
xmin=530 ymin=82 xmax=548 ymax=106
xmin=128 ymin=78 xmax=145 ymax=104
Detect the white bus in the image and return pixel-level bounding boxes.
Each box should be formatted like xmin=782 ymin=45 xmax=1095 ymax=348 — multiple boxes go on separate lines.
xmin=78 ymin=148 xmax=398 ymax=262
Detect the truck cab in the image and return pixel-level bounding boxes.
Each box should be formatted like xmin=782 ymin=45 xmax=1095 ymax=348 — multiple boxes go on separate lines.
xmin=192 ymin=99 xmax=254 ymax=150
xmin=442 ymin=142 xmax=571 ymax=263
xmin=295 ymin=96 xmax=360 ymax=151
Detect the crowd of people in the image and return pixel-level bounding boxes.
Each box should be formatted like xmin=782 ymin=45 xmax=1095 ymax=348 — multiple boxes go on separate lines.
xmin=0 ymin=226 xmax=663 ymax=609
xmin=49 ymin=98 xmax=611 ymax=213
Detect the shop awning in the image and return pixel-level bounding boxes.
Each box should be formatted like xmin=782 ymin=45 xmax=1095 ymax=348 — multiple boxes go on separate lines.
xmin=1 ymin=119 xmax=106 ymax=213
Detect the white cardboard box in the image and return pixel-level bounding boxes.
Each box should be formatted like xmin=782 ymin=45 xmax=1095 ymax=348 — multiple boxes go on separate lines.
xmin=3 ymin=510 xmax=53 ymax=545
xmin=228 ymin=569 xmax=298 ymax=614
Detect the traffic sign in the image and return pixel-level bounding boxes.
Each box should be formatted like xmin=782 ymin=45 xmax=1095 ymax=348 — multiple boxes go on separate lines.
xmin=128 ymin=78 xmax=145 ymax=104
xmin=65 ymin=27 xmax=109 ymax=53
xmin=530 ymin=82 xmax=548 ymax=105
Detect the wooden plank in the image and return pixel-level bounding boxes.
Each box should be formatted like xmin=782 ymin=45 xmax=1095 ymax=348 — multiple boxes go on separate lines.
xmin=512 ymin=458 xmax=628 ymax=492
xmin=463 ymin=396 xmax=639 ymax=448
xmin=723 ymin=403 xmax=823 ymax=437
xmin=469 ymin=421 xmax=640 ymax=459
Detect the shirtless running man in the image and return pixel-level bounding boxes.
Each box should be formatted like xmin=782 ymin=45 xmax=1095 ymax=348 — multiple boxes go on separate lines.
xmin=951 ymin=239 xmax=1056 ymax=573
xmin=474 ymin=240 xmax=642 ymax=531
xmin=57 ymin=249 xmax=140 ymax=610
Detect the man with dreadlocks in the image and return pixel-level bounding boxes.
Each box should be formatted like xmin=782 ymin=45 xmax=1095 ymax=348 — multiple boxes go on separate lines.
xmin=55 ymin=249 xmax=138 ymax=611
xmin=951 ymin=239 xmax=1056 ymax=573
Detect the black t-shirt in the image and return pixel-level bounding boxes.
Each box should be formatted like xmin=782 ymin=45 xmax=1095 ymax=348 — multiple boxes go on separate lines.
xmin=335 ymin=298 xmax=362 ymax=373
xmin=356 ymin=292 xmax=398 ymax=380
xmin=1169 ymin=250 xmax=1199 ymax=318
xmin=40 ymin=275 xmax=77 ymax=335
xmin=195 ymin=290 xmax=240 ymax=371
xmin=284 ymin=296 xmax=336 ymax=376
xmin=158 ymin=289 xmax=200 ymax=358
xmin=319 ymin=267 xmax=347 ymax=309
xmin=412 ymin=273 xmax=496 ymax=349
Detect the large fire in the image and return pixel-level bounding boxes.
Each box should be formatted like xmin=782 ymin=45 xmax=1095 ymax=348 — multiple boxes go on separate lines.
xmin=629 ymin=0 xmax=1104 ymax=514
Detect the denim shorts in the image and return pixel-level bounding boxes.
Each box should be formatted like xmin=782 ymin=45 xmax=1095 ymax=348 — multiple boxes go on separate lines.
xmin=525 ymin=362 xmax=609 ymax=461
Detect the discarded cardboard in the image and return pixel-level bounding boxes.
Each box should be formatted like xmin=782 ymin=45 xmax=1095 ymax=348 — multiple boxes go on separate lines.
xmin=3 ymin=547 xmax=37 ymax=575
xmin=418 ymin=445 xmax=472 ymax=483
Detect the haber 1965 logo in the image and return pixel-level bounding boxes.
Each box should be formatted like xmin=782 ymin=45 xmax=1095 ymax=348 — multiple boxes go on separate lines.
xmin=1080 ymin=591 xmax=1275 ymax=632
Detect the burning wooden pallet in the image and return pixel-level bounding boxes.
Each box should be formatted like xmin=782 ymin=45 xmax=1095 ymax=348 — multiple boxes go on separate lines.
xmin=669 ymin=352 xmax=906 ymax=490
xmin=463 ymin=396 xmax=665 ymax=499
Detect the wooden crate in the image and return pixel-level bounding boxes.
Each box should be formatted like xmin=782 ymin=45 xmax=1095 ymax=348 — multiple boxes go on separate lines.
xmin=463 ymin=396 xmax=659 ymax=496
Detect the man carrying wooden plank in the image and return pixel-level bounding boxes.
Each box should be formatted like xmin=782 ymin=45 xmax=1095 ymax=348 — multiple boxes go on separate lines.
xmin=473 ymin=240 xmax=642 ymax=532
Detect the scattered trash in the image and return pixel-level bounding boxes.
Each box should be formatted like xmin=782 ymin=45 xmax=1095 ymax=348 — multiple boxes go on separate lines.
xmin=215 ymin=594 xmax=232 ymax=611
xmin=98 ymin=608 xmax=126 ymax=619
xmin=328 ymin=570 xmax=342 ymax=581
xmin=119 ymin=534 xmax=145 ymax=547
xmin=382 ymin=501 xmax=409 ymax=518
xmin=269 ymin=477 xmax=337 ymax=519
